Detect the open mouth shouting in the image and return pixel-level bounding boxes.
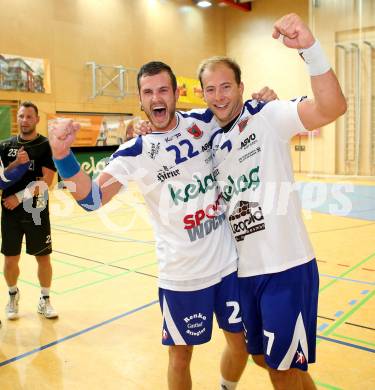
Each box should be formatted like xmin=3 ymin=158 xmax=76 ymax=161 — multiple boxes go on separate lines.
xmin=149 ymin=104 xmax=175 ymax=130
xmin=152 ymin=105 xmax=167 ymax=121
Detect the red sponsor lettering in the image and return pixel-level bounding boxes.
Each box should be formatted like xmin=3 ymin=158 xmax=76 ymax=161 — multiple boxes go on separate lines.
xmin=183 ymin=194 xmax=223 ymax=229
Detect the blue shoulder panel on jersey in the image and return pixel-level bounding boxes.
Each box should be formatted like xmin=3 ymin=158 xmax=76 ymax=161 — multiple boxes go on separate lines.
xmin=244 ymin=99 xmax=269 ymax=115
xmin=111 ymin=136 xmax=143 ymax=160
xmin=179 ymin=109 xmax=214 ymax=123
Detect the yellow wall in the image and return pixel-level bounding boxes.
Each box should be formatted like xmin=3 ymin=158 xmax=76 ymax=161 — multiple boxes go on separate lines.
xmin=224 ymin=0 xmax=309 ymax=97
xmin=223 ymin=0 xmax=312 ymax=173
xmin=312 ymin=0 xmax=375 ymax=176
xmin=1 ymin=0 xmax=372 ymax=176
xmin=223 ymin=0 xmax=375 ymax=176
xmin=223 ymin=0 xmax=338 ymax=175
xmin=0 ymin=0 xmax=226 ymax=133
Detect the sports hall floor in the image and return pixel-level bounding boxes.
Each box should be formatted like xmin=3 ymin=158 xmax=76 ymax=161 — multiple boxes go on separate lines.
xmin=0 ymin=176 xmax=373 ymax=389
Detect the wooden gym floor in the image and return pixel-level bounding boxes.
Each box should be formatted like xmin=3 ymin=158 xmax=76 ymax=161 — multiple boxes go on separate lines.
xmin=0 ymin=177 xmax=373 ymax=389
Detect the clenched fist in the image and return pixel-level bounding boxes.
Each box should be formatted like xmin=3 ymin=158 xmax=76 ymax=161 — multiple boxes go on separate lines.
xmin=48 ymin=118 xmax=80 ymax=159
xmin=273 ymin=13 xmax=315 ymax=50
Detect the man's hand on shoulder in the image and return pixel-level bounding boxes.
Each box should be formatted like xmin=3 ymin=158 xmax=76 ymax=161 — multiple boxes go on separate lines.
xmin=133 ymin=119 xmax=152 ymax=137
xmin=252 ymin=86 xmax=278 ymax=102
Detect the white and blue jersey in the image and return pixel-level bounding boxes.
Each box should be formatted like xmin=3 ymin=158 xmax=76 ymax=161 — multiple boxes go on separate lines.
xmin=103 ymin=110 xmax=238 ymax=292
xmin=211 ymin=98 xmax=315 ymax=277
xmin=206 ymin=98 xmax=319 ymax=370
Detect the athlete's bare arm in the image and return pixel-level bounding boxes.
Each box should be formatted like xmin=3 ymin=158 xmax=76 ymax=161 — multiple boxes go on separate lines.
xmin=273 ymin=13 xmax=347 ymax=130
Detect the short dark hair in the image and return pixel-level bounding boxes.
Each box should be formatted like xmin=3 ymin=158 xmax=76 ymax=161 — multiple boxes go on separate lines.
xmin=137 ymin=61 xmax=177 ymax=92
xmin=197 ymin=56 xmax=242 ymax=88
xmin=19 ymin=101 xmax=39 ymax=116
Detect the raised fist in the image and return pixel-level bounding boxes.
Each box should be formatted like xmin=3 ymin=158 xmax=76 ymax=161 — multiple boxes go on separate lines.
xmin=272 ymin=13 xmax=315 ymax=50
xmin=48 ymin=118 xmax=80 ymax=159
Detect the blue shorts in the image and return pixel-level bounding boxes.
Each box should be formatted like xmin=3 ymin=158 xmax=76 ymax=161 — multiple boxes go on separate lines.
xmin=159 ymin=271 xmax=243 ymax=346
xmin=239 ymin=259 xmax=319 ymax=371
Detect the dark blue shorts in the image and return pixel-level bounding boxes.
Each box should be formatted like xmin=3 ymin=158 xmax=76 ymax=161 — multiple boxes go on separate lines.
xmin=239 ymin=259 xmax=319 ymax=371
xmin=159 ymin=271 xmax=243 ymax=345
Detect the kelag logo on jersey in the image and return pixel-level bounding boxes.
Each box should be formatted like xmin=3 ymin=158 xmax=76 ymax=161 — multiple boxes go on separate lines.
xmin=221 ymin=165 xmax=260 ymax=202
xmin=187 ymin=123 xmax=203 ymax=139
xmin=168 ymin=172 xmax=216 ymax=205
xmin=229 ymin=201 xmax=265 ymax=242
xmin=157 ymin=166 xmax=180 ymax=183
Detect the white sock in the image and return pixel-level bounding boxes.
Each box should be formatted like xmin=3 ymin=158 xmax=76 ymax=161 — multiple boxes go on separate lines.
xmin=9 ymin=285 xmax=18 ymax=294
xmin=41 ymin=287 xmax=50 ymax=297
xmin=220 ymin=377 xmax=238 ymax=390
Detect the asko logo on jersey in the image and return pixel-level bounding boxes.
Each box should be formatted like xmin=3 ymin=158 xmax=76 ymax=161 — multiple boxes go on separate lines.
xmin=240 ymin=132 xmax=257 ymax=150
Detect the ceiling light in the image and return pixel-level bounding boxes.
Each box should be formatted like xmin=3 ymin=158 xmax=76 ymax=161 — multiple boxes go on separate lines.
xmin=196 ymin=1 xmax=212 ymax=8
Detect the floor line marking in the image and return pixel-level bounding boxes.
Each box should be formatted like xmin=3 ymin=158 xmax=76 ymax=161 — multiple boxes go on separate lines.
xmin=317 ymin=335 xmax=375 ymax=353
xmin=0 ymin=300 xmax=159 ymax=367
xmin=319 ymin=252 xmax=375 ymax=293
xmin=322 ymin=290 xmax=374 ymax=337
xmin=320 ymin=273 xmax=374 ymax=286
xmin=313 ymin=380 xmax=343 ymax=390
xmin=332 ymin=333 xmax=375 ymax=347
xmin=55 ymin=261 xmax=158 ymax=295
xmin=52 ymin=224 xmax=155 ymax=244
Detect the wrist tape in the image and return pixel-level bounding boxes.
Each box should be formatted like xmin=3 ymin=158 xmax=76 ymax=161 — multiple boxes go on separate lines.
xmin=53 ymin=150 xmax=80 ymax=179
xmin=298 ymin=39 xmax=331 ymax=76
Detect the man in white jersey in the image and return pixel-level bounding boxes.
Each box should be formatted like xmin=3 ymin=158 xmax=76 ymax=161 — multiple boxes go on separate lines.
xmin=195 ymin=13 xmax=347 ymax=390
xmin=47 ymin=62 xmax=277 ymax=390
